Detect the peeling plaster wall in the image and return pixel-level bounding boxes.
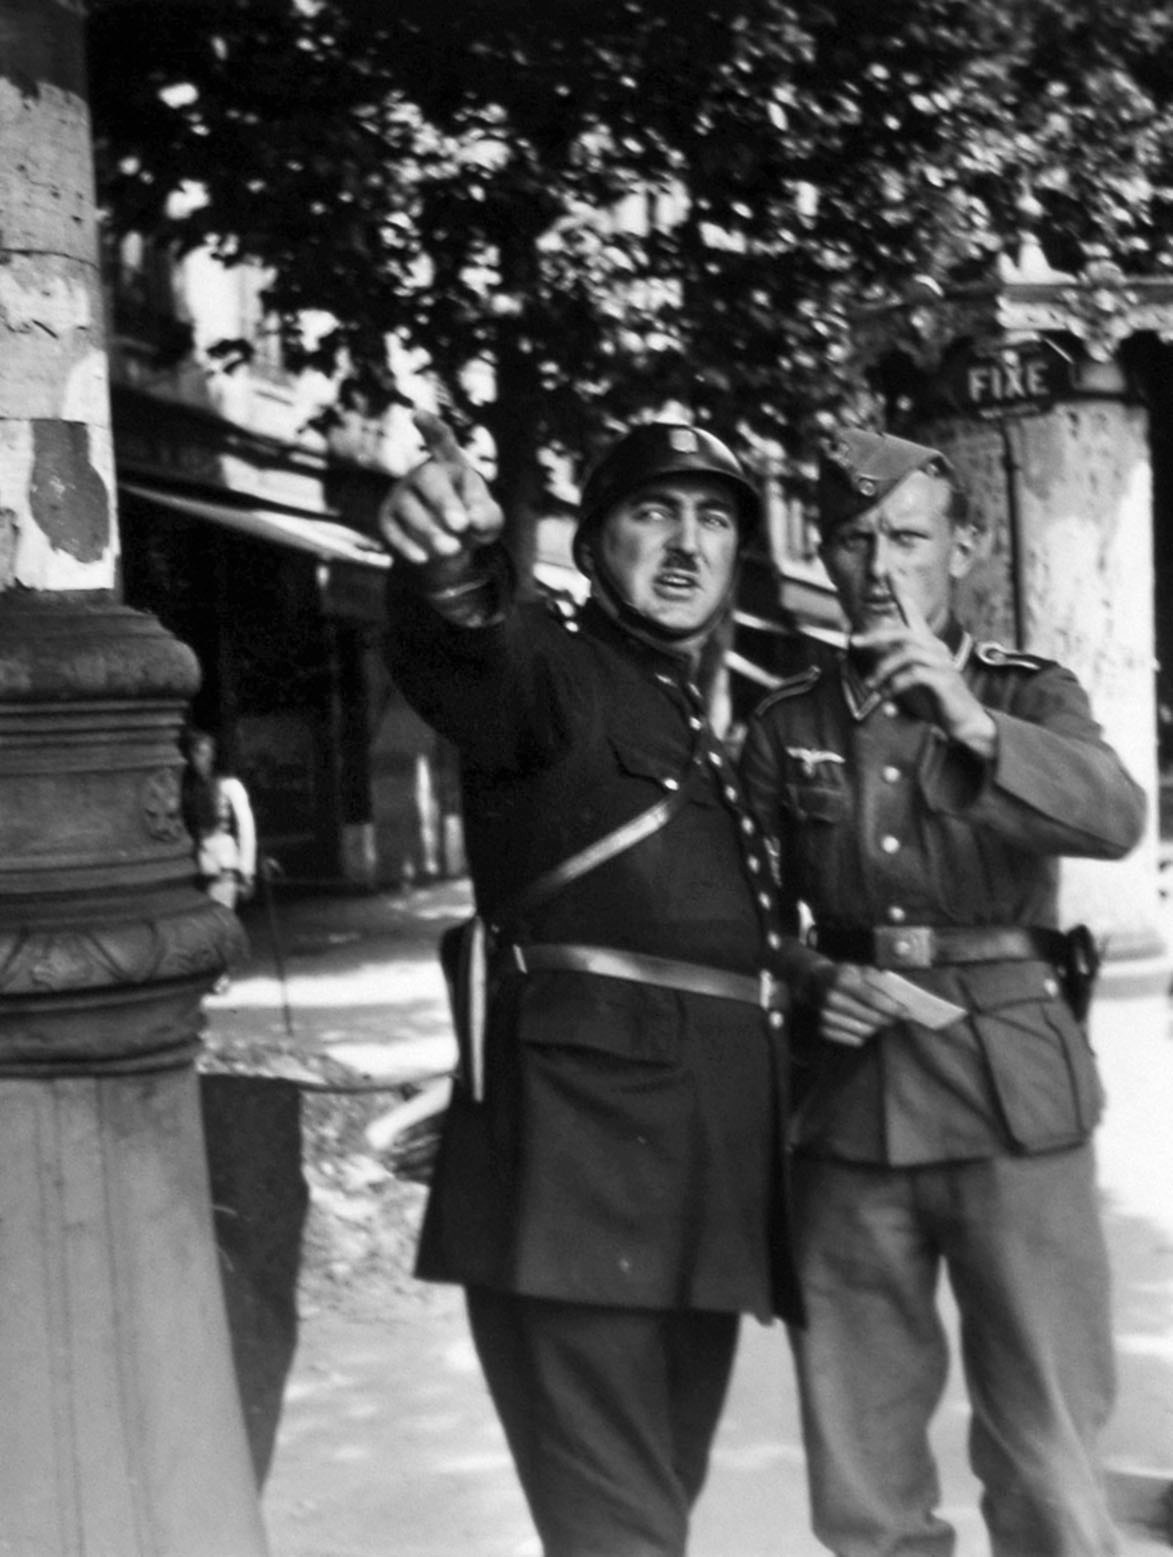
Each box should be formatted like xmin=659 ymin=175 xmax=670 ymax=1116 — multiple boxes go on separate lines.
xmin=931 ymin=400 xmax=1160 ymax=952
xmin=0 ymin=7 xmax=117 ymax=593
xmin=930 ymin=418 xmax=1017 ymax=645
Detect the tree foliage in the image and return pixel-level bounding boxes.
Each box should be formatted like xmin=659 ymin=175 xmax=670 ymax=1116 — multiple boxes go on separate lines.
xmin=87 ymin=0 xmax=1173 ymax=554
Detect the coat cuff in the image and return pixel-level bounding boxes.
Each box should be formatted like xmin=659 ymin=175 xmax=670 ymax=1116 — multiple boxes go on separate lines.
xmin=390 ymin=545 xmax=513 ymax=628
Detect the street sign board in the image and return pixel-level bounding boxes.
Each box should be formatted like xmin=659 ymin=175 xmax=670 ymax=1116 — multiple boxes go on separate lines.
xmin=938 ymin=340 xmax=1074 ymax=420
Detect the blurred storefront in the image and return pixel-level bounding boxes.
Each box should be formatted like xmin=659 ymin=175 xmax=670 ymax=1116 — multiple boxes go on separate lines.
xmin=114 ymin=385 xmax=462 ymax=889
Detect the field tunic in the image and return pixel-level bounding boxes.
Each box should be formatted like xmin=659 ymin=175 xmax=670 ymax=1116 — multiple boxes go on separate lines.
xmin=740 ymin=626 xmax=1146 ymax=1165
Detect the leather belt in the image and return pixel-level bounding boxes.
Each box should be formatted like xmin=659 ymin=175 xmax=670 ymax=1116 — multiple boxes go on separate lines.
xmin=497 ymin=942 xmax=786 ymax=1012
xmin=809 ymin=924 xmax=1067 ymax=970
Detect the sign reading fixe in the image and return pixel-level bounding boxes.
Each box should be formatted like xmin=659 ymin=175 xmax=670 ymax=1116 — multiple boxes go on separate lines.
xmin=940 ymin=340 xmax=1075 ymax=419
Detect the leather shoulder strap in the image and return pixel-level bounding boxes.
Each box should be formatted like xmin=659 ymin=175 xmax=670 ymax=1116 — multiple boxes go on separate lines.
xmin=498 ymin=785 xmax=690 ymax=928
xmin=492 ymin=717 xmax=708 ymax=928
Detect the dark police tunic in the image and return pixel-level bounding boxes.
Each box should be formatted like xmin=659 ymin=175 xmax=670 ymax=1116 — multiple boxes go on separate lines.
xmin=740 ymin=625 xmax=1146 ymax=1165
xmin=385 ymin=553 xmax=800 ymax=1323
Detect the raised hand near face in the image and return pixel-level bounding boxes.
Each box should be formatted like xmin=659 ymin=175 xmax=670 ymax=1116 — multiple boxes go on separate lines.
xmin=850 ymin=574 xmax=997 ymax=757
xmin=379 ymin=411 xmax=504 ymax=566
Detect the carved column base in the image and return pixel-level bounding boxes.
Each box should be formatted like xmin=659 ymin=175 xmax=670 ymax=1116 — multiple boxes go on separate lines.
xmin=0 ymin=592 xmax=267 ymax=1556
xmin=0 ymin=1070 xmax=269 ymax=1555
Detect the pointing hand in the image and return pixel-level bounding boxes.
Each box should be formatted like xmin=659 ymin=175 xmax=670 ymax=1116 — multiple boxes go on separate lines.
xmin=851 ymin=574 xmax=996 ymax=755
xmin=379 ymin=411 xmax=504 ymax=565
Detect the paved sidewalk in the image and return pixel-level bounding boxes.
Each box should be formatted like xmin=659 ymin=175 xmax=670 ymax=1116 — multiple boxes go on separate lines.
xmin=207 ymin=881 xmax=1173 ymax=1556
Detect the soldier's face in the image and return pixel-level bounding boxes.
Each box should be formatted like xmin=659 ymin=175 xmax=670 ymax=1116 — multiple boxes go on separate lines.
xmin=820 ymin=471 xmax=973 ymax=634
xmin=596 ymin=475 xmax=741 ymax=634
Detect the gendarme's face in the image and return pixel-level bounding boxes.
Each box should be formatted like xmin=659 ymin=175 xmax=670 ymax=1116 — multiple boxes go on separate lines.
xmin=819 ymin=470 xmax=964 ymax=634
xmin=596 ymin=475 xmax=741 ymax=634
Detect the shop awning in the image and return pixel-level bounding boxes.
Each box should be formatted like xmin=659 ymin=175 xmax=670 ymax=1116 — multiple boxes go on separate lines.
xmin=120 ymin=482 xmax=392 ymax=571
xmin=726 ymin=649 xmax=783 ymax=690
xmin=727 ymin=610 xmax=849 ymax=692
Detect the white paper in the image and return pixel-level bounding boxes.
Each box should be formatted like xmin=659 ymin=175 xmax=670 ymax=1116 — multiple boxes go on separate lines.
xmin=874 ymin=970 xmax=967 ymax=1031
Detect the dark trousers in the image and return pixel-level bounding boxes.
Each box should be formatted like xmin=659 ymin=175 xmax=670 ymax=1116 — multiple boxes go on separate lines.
xmin=465 ymin=1286 xmax=740 ymax=1557
xmin=789 ymin=1148 xmax=1117 ymax=1557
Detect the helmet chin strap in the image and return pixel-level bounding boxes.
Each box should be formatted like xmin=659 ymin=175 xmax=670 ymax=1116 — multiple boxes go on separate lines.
xmin=585 ymin=547 xmax=740 ymax=663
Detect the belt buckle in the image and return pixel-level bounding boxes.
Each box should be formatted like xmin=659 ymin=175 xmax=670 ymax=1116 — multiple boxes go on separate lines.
xmin=759 ymin=969 xmax=780 ymax=1010
xmin=874 ymin=925 xmax=935 ymax=969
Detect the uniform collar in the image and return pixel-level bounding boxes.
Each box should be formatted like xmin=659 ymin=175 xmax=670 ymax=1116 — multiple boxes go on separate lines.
xmin=579 ymin=597 xmax=709 ymax=682
xmin=840 ymin=615 xmax=973 ymax=721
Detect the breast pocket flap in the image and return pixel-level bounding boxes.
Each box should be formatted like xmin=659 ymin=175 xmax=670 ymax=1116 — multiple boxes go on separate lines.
xmin=784 ymin=781 xmax=848 ymax=823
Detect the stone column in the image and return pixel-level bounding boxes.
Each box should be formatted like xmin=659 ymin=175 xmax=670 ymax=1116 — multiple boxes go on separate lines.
xmin=928 ymin=362 xmax=1160 ymax=958
xmin=0 ymin=4 xmax=268 ymax=1553
xmin=859 ymin=241 xmax=1173 ymax=967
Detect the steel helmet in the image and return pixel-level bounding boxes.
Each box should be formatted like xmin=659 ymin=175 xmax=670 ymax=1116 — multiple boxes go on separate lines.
xmin=574 ymin=423 xmax=762 ymax=569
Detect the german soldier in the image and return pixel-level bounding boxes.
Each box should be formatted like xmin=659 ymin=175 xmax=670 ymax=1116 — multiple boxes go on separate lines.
xmin=740 ymin=428 xmax=1145 ymax=1557
xmin=380 ymin=414 xmax=802 ymax=1557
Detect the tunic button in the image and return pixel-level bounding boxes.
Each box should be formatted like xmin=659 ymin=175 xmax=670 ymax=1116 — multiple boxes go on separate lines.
xmin=748 ymin=857 xmax=762 ymax=874
xmin=1043 ymin=977 xmax=1059 ymax=998
xmin=708 ymin=750 xmax=724 ymax=767
xmin=662 ymin=776 xmax=680 ymax=791
xmin=893 ymin=939 xmax=912 ymax=961
xmin=882 ymin=765 xmax=901 ymax=783
xmin=880 ymin=834 xmax=901 ymax=855
xmin=757 ymin=891 xmax=772 ymax=909
xmin=768 ymin=1011 xmax=785 ymax=1030
xmin=724 ymin=785 xmax=739 ymax=803
xmin=887 ymin=905 xmax=907 ymax=923
xmin=767 ymin=931 xmax=782 ymax=950
xmin=882 ymin=701 xmax=899 ymax=718
xmin=689 ymin=715 xmax=704 ymax=730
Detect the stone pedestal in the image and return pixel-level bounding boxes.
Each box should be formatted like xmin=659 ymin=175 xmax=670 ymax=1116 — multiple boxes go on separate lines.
xmin=0 ymin=595 xmax=268 ymax=1556
xmin=0 ymin=4 xmax=269 ymax=1546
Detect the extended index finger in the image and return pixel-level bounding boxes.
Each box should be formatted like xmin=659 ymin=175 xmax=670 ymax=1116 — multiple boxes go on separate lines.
xmin=406 ymin=408 xmax=505 ymax=545
xmin=414 ymin=409 xmax=466 ymax=472
xmin=411 ymin=410 xmax=480 ymax=534
xmin=885 ymin=571 xmax=932 ymax=638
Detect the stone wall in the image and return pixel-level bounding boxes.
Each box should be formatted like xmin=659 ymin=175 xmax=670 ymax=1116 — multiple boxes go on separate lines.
xmin=928 ymin=392 xmax=1162 ymax=956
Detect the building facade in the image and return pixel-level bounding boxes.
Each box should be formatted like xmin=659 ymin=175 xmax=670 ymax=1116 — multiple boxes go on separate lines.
xmin=106 ymin=234 xmax=464 ymax=889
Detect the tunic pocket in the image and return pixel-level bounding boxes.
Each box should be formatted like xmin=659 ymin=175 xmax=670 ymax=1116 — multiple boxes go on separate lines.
xmin=778 ymin=748 xmax=849 ymax=823
xmin=609 ymin=735 xmax=713 ymax=803
xmin=960 ymin=962 xmax=1104 ymax=1150
xmin=784 ymin=780 xmax=848 ymax=823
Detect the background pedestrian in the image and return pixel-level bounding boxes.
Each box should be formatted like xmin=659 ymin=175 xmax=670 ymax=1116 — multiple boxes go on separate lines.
xmin=182 ymin=727 xmax=258 ymax=912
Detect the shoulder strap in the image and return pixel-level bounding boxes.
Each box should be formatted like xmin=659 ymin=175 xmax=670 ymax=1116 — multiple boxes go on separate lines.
xmin=492 ymin=717 xmax=709 ymax=929
xmin=752 ymin=664 xmax=822 ymax=716
xmin=497 ymin=785 xmax=691 ymax=928
xmin=973 ymin=640 xmax=1051 ymax=672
